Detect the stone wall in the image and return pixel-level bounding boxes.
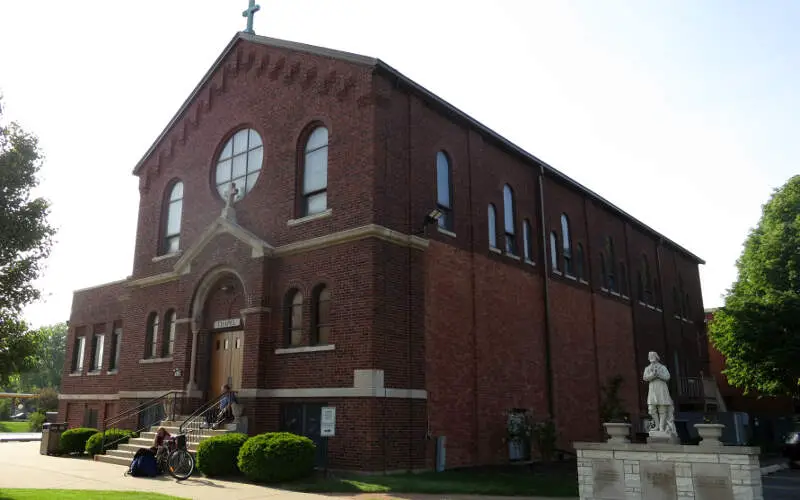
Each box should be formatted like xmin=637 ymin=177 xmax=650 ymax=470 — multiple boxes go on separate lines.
xmin=574 ymin=441 xmax=762 ymax=500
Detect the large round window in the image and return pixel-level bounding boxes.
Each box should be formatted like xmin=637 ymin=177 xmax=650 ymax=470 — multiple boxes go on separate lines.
xmin=214 ymin=128 xmax=263 ymax=202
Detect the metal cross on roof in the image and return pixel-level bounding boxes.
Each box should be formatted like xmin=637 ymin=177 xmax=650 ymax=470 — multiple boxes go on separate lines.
xmin=242 ymin=0 xmax=260 ymax=35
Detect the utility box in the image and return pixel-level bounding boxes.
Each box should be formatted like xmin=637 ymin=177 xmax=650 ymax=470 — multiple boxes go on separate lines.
xmin=40 ymin=422 xmax=67 ymax=455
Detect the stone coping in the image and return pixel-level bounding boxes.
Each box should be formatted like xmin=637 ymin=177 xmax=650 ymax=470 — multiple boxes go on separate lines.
xmin=573 ymin=441 xmax=760 ymax=455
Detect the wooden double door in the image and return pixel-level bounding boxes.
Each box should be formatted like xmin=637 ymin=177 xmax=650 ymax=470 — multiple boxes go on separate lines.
xmin=209 ymin=330 xmax=244 ymax=401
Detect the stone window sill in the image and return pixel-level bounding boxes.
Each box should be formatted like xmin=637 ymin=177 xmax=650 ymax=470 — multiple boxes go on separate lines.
xmin=524 ymin=259 xmax=535 ymax=266
xmin=139 ymin=357 xmax=173 ymax=364
xmin=436 ymin=227 xmax=456 ymax=238
xmin=489 ymin=247 xmax=502 ymax=254
xmin=552 ymin=269 xmax=562 ymax=276
xmin=106 ymin=370 xmax=119 ymax=375
xmin=505 ymin=253 xmax=521 ymax=261
xmin=579 ymin=279 xmax=589 ymax=285
xmin=565 ymin=274 xmax=577 ymax=281
xmin=152 ymin=251 xmax=182 ymax=262
xmin=275 ymin=344 xmax=335 ymax=355
xmin=288 ymin=209 xmax=332 ymax=227
xmin=87 ymin=370 xmax=102 ymax=376
xmin=69 ymin=372 xmax=82 ymax=377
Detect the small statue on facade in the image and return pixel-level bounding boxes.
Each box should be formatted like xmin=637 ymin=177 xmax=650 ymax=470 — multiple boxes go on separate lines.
xmin=642 ymin=351 xmax=677 ymax=440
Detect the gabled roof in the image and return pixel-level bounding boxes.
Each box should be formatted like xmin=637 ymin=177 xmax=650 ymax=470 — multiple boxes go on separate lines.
xmin=173 ymin=215 xmax=274 ymax=275
xmin=131 ymin=31 xmax=705 ymax=265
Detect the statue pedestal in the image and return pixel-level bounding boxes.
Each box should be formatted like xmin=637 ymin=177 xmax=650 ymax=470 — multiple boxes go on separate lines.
xmin=573 ymin=441 xmax=763 ymax=500
xmin=647 ymin=430 xmax=679 ymax=445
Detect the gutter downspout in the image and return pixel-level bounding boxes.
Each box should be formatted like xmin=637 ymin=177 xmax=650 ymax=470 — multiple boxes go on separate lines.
xmin=537 ymin=165 xmax=555 ymax=418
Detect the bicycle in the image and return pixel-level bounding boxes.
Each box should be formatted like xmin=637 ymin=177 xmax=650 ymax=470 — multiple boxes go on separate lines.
xmin=157 ymin=431 xmax=195 ymax=481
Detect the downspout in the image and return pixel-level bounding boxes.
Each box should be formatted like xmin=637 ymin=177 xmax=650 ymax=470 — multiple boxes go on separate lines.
xmin=654 ymin=238 xmax=674 ymax=398
xmin=585 ymin=198 xmax=603 ymax=430
xmin=537 ymin=165 xmax=555 ymax=418
xmin=406 ymin=86 xmax=415 ymax=472
xmin=622 ymin=222 xmax=642 ymax=419
xmin=467 ymin=130 xmax=479 ymax=463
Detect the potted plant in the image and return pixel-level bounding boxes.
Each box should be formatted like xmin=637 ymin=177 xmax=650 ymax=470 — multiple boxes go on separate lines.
xmin=599 ymin=375 xmax=631 ymax=443
xmin=505 ymin=409 xmax=532 ymax=461
xmin=694 ymin=413 xmax=725 ymax=447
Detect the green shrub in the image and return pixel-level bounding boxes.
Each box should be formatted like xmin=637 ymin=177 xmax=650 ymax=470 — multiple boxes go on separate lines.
xmin=0 ymin=399 xmax=11 ymax=420
xmin=196 ymin=433 xmax=249 ymax=477
xmin=59 ymin=427 xmax=98 ymax=454
xmin=237 ymin=432 xmax=316 ymax=483
xmin=28 ymin=411 xmax=46 ymax=432
xmin=85 ymin=429 xmax=137 ymax=457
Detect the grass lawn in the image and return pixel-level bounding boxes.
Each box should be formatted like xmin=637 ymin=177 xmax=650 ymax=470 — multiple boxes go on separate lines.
xmin=281 ymin=467 xmax=579 ymax=497
xmin=0 ymin=421 xmax=30 ymax=433
xmin=0 ymin=490 xmax=186 ymax=500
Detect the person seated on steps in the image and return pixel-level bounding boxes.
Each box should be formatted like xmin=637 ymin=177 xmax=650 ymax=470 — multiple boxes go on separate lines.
xmin=150 ymin=427 xmax=172 ymax=465
xmin=212 ymin=384 xmax=238 ymax=430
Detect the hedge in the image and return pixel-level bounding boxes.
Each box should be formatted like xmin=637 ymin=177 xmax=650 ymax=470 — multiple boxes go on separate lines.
xmin=85 ymin=429 xmax=138 ymax=457
xmin=59 ymin=427 xmax=99 ymax=455
xmin=196 ymin=433 xmax=249 ymax=477
xmin=237 ymin=432 xmax=316 ymax=483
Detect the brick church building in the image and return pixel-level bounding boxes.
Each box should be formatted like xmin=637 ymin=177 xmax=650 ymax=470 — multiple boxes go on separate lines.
xmin=58 ymin=30 xmax=708 ymax=472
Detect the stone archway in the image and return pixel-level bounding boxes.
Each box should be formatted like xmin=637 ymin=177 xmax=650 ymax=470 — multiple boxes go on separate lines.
xmin=186 ymin=266 xmax=248 ymax=396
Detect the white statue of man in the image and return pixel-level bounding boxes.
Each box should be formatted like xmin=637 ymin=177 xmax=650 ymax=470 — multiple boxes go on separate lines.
xmin=642 ymin=351 xmax=677 ymax=437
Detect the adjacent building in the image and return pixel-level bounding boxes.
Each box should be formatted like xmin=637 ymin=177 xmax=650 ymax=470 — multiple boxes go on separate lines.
xmin=59 ymin=32 xmax=709 ymax=472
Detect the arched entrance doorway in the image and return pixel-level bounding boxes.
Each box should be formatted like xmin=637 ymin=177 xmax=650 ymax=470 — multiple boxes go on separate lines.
xmin=189 ymin=267 xmax=247 ymax=402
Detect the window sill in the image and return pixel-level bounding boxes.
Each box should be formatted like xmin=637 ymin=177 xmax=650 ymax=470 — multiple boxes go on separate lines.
xmin=579 ymin=279 xmax=589 ymax=285
xmin=275 ymin=344 xmax=335 ymax=355
xmin=600 ymin=287 xmax=608 ymax=292
xmin=489 ymin=247 xmax=502 ymax=254
xmin=565 ymin=274 xmax=577 ymax=281
xmin=524 ymin=259 xmax=535 ymax=266
xmin=505 ymin=253 xmax=521 ymax=261
xmin=69 ymin=372 xmax=82 ymax=377
xmin=552 ymin=270 xmax=562 ymax=276
xmin=87 ymin=370 xmax=102 ymax=376
xmin=152 ymin=251 xmax=182 ymax=262
xmin=139 ymin=357 xmax=173 ymax=364
xmin=436 ymin=226 xmax=456 ymax=238
xmin=106 ymin=370 xmax=119 ymax=375
xmin=288 ymin=209 xmax=332 ymax=227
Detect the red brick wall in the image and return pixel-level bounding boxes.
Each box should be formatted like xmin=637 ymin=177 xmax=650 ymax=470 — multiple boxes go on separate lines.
xmin=61 ymin=35 xmax=709 ymax=471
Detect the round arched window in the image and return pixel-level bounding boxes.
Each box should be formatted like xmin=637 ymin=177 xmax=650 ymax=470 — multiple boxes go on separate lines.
xmin=214 ymin=128 xmax=263 ymax=202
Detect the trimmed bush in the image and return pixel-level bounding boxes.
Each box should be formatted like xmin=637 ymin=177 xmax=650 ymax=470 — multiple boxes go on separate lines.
xmin=59 ymin=427 xmax=98 ymax=455
xmin=28 ymin=411 xmax=46 ymax=432
xmin=85 ymin=429 xmax=137 ymax=457
xmin=196 ymin=432 xmax=249 ymax=477
xmin=237 ymin=432 xmax=316 ymax=483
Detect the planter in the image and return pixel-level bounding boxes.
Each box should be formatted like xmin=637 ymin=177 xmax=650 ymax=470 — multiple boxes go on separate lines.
xmin=603 ymin=422 xmax=632 ymax=444
xmin=694 ymin=423 xmax=725 ymax=447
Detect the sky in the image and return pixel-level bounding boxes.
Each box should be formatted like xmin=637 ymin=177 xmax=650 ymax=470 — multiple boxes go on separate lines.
xmin=0 ymin=0 xmax=797 ymax=328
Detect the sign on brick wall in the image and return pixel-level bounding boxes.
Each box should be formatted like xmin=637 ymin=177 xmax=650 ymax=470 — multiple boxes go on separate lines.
xmin=212 ymin=318 xmax=241 ymax=330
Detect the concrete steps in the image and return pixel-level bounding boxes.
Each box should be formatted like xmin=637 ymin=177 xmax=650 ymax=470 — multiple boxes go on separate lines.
xmin=94 ymin=419 xmax=231 ymax=468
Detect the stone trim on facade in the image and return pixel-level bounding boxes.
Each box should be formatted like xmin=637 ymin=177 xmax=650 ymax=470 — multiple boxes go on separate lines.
xmin=125 ymin=223 xmax=429 ymax=289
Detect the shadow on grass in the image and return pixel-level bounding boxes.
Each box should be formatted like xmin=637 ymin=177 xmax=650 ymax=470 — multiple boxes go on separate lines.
xmin=277 ymin=464 xmax=579 ymax=497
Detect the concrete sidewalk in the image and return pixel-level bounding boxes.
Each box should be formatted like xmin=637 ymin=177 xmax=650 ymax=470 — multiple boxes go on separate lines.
xmin=0 ymin=441 xmax=326 ymax=500
xmin=0 ymin=441 xmax=573 ymax=500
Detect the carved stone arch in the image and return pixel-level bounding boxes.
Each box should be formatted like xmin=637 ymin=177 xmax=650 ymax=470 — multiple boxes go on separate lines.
xmin=188 ymin=265 xmax=249 ymax=334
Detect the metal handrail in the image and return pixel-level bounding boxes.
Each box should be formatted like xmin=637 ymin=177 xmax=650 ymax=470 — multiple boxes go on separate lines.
xmin=179 ymin=390 xmax=236 ymax=443
xmin=102 ymin=390 xmax=184 ymax=429
xmin=100 ymin=390 xmax=185 ymax=456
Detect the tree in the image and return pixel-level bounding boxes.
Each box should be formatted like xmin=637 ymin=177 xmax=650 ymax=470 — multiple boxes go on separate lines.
xmin=16 ymin=322 xmax=67 ymax=391
xmin=0 ymin=96 xmax=55 ymax=387
xmin=709 ymin=175 xmax=800 ymax=397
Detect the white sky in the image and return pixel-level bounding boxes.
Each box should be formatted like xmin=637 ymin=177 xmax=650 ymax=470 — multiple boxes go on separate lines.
xmin=1 ymin=1 xmax=797 ymax=328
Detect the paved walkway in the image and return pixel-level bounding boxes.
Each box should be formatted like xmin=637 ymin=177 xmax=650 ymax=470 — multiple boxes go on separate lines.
xmin=0 ymin=441 xmax=571 ymax=500
xmin=0 ymin=432 xmax=41 ymax=442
